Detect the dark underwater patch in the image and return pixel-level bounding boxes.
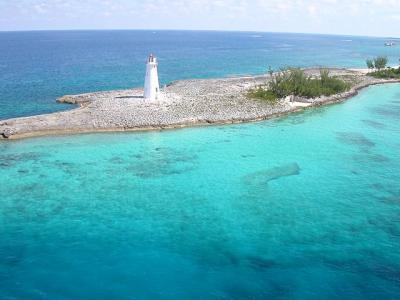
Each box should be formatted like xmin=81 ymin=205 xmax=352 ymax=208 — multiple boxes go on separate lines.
xmin=243 ymin=163 xmax=300 ymax=185
xmin=226 ymin=281 xmax=290 ymax=300
xmin=352 ymin=153 xmax=390 ymax=165
xmin=20 ymin=183 xmax=42 ymax=193
xmin=0 ymin=152 xmax=43 ymax=168
xmin=52 ymin=160 xmax=77 ymax=175
xmin=132 ymin=153 xmax=143 ymax=159
xmin=370 ymin=183 xmax=384 ymax=191
xmin=126 ymin=148 xmax=198 ymax=178
xmin=0 ymin=272 xmax=9 ymax=286
xmin=322 ymin=257 xmax=363 ymax=271
xmin=220 ymin=250 xmax=240 ymax=266
xmin=224 ymin=284 xmax=257 ymax=300
xmin=381 ymin=196 xmax=400 ymax=205
xmin=336 ymin=132 xmax=375 ymax=148
xmin=369 ymin=105 xmax=400 ymax=119
xmin=241 ymin=154 xmax=256 ymax=158
xmin=370 ymin=154 xmax=390 ymax=163
xmin=109 ymin=157 xmax=125 ymax=164
xmin=368 ymin=216 xmax=400 ymax=238
xmin=2 ymin=254 xmax=21 ymax=267
xmin=246 ymin=256 xmax=277 ymax=270
xmin=0 ymin=244 xmax=25 ymax=268
xmin=361 ymin=119 xmax=386 ymax=129
xmin=174 ymin=154 xmax=198 ymax=163
xmin=323 ymin=255 xmax=400 ymax=283
xmin=265 ymin=283 xmax=292 ymax=300
xmin=374 ymin=185 xmax=400 ymax=205
xmin=370 ymin=262 xmax=400 ymax=283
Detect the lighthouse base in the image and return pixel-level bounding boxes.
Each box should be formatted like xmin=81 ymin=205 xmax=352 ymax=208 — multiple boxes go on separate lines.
xmin=143 ymin=92 xmax=166 ymax=103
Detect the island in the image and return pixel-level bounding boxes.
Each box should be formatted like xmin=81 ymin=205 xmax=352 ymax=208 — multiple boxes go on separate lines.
xmin=1 ymin=68 xmax=399 ymax=140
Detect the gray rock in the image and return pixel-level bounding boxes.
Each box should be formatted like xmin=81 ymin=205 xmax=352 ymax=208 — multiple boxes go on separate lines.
xmin=2 ymin=127 xmax=14 ymax=138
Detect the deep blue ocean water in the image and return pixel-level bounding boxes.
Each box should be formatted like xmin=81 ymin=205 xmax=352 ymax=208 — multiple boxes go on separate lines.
xmin=0 ymin=30 xmax=399 ymax=120
xmin=1 ymin=31 xmax=400 ymax=299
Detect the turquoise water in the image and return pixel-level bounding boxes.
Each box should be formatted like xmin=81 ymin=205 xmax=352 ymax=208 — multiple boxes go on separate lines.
xmin=1 ymin=30 xmax=399 ymax=119
xmin=1 ymin=83 xmax=400 ymax=299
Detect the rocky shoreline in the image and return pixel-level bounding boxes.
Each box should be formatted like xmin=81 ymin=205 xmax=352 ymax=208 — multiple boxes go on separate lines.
xmin=1 ymin=68 xmax=399 ymax=140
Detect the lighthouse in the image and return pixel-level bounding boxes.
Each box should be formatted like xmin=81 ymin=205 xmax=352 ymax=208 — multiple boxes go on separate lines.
xmin=144 ymin=54 xmax=160 ymax=101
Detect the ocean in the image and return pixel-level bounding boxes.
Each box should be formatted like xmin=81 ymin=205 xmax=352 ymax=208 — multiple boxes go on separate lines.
xmin=1 ymin=31 xmax=400 ymax=299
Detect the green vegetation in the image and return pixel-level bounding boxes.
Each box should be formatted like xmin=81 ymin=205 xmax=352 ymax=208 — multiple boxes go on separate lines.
xmin=368 ymin=67 xmax=400 ymax=79
xmin=248 ymin=68 xmax=351 ymax=102
xmin=247 ymin=86 xmax=278 ymax=103
xmin=366 ymin=59 xmax=374 ymax=70
xmin=374 ymin=56 xmax=388 ymax=70
xmin=365 ymin=56 xmax=388 ymax=71
xmin=365 ymin=56 xmax=400 ymax=79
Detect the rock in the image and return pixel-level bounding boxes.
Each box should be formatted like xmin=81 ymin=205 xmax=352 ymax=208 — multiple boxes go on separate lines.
xmin=2 ymin=127 xmax=14 ymax=138
xmin=57 ymin=95 xmax=75 ymax=104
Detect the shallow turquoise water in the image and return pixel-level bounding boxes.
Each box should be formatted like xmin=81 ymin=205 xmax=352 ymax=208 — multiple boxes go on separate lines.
xmin=1 ymin=83 xmax=400 ymax=299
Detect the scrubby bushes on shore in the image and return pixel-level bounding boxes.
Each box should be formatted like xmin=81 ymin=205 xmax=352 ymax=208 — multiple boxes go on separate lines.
xmin=368 ymin=67 xmax=400 ymax=79
xmin=365 ymin=56 xmax=400 ymax=79
xmin=366 ymin=56 xmax=388 ymax=71
xmin=248 ymin=68 xmax=351 ymax=102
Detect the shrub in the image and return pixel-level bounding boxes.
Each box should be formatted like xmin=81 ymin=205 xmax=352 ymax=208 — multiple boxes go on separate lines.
xmin=368 ymin=67 xmax=400 ymax=79
xmin=247 ymin=86 xmax=277 ymax=103
xmin=366 ymin=59 xmax=374 ymax=70
xmin=374 ymin=56 xmax=388 ymax=70
xmin=248 ymin=68 xmax=351 ymax=102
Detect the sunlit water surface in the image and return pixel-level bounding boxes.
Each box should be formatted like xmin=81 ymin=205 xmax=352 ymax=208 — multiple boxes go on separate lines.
xmin=1 ymin=83 xmax=400 ymax=299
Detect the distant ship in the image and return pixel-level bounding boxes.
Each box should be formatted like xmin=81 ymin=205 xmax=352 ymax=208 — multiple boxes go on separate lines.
xmin=384 ymin=41 xmax=396 ymax=47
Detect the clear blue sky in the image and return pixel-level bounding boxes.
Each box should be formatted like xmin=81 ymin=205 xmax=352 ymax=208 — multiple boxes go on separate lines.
xmin=0 ymin=0 xmax=399 ymax=37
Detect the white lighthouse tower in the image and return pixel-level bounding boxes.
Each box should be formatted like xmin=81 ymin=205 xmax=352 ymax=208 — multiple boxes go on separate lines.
xmin=144 ymin=54 xmax=160 ymax=101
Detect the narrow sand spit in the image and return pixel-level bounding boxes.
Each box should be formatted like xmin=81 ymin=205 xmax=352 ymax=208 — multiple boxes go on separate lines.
xmin=1 ymin=68 xmax=399 ymax=140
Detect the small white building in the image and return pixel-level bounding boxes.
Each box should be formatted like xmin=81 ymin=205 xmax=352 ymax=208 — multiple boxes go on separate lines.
xmin=144 ymin=54 xmax=160 ymax=101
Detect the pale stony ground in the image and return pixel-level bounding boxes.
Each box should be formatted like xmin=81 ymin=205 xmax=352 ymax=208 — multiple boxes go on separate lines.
xmin=1 ymin=68 xmax=399 ymax=139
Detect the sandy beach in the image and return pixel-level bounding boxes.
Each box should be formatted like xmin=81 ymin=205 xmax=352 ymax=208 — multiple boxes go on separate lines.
xmin=1 ymin=68 xmax=399 ymax=140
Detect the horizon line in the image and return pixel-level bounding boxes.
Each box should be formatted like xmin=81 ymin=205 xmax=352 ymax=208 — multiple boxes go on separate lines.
xmin=0 ymin=28 xmax=398 ymax=40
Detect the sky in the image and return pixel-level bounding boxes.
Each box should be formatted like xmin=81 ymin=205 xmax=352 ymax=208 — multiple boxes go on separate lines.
xmin=0 ymin=0 xmax=399 ymax=37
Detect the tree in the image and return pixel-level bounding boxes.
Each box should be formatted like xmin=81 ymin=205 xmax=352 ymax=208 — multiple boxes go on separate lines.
xmin=320 ymin=69 xmax=330 ymax=84
xmin=267 ymin=66 xmax=274 ymax=76
xmin=366 ymin=59 xmax=374 ymax=70
xmin=374 ymin=56 xmax=388 ymax=71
